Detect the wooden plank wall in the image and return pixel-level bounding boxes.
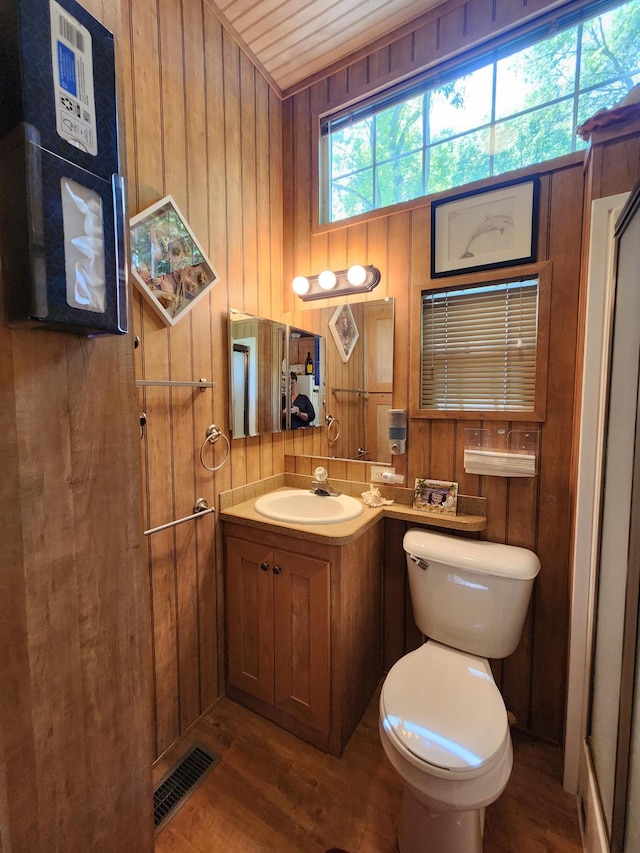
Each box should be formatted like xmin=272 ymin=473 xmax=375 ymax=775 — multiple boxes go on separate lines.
xmin=0 ymin=1 xmax=155 ymax=849
xmin=120 ymin=0 xmax=296 ymax=758
xmin=120 ymin=0 xmax=357 ymax=753
xmin=282 ymin=0 xmax=588 ymax=745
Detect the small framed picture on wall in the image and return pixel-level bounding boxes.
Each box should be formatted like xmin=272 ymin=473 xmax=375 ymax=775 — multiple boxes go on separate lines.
xmin=130 ymin=195 xmax=219 ymax=326
xmin=329 ymin=303 xmax=359 ymax=362
xmin=431 ymin=176 xmax=539 ymax=278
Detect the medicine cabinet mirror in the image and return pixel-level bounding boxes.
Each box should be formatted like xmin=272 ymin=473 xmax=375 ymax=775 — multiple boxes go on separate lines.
xmin=323 ymin=298 xmax=394 ymax=462
xmin=229 ymin=310 xmax=287 ymax=439
xmin=284 ymin=326 xmax=324 ymax=431
xmin=289 ymin=297 xmax=394 ymax=461
xmin=227 ymin=298 xmax=394 ymax=461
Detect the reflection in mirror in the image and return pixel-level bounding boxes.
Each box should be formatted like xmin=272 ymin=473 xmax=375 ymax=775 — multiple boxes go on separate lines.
xmin=229 ymin=310 xmax=286 ymax=438
xmin=285 ymin=327 xmax=324 ymax=430
xmin=227 ymin=299 xmax=394 ymax=456
xmin=324 ymin=298 xmax=394 ymax=462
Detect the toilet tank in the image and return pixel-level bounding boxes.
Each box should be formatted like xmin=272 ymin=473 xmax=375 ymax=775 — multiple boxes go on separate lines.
xmin=403 ymin=529 xmax=540 ymax=659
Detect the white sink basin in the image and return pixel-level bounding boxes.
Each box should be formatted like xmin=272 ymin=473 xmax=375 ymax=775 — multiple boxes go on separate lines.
xmin=254 ymin=489 xmax=364 ymax=525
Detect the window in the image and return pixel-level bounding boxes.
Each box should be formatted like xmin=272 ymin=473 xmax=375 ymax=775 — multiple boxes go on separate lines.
xmin=321 ymin=0 xmax=640 ymax=223
xmin=418 ymin=273 xmax=549 ymax=419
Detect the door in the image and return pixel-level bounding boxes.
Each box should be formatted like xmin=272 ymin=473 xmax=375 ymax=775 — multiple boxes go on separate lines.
xmin=232 ymin=344 xmax=250 ymax=437
xmin=588 ymin=181 xmax=640 ymax=852
xmin=226 ymin=537 xmax=274 ymax=703
xmin=273 ymin=549 xmax=330 ymax=734
xmin=364 ymin=301 xmax=393 ymax=462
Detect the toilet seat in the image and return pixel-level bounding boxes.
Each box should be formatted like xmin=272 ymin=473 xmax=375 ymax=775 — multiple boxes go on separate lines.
xmin=380 ymin=641 xmax=509 ymax=780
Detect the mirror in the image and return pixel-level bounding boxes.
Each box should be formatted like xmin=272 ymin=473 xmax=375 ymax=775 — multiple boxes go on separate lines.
xmin=285 ymin=327 xmax=323 ymax=430
xmin=229 ymin=310 xmax=286 ymax=438
xmin=323 ymin=298 xmax=394 ymax=462
xmin=227 ymin=298 xmax=395 ymax=461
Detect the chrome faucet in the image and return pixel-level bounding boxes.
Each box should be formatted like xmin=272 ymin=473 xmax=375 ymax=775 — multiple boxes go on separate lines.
xmin=310 ymin=466 xmax=340 ymax=497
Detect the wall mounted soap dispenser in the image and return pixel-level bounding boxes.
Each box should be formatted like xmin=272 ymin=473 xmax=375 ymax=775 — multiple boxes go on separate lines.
xmin=388 ymin=409 xmax=407 ymax=455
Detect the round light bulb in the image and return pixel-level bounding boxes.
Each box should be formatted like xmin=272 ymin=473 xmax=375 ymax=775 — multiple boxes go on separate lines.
xmin=347 ymin=264 xmax=367 ymax=286
xmin=292 ymin=276 xmax=310 ymax=295
xmin=318 ymin=269 xmax=337 ymax=290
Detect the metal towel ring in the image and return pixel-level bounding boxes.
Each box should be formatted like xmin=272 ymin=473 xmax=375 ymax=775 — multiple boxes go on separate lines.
xmin=200 ymin=424 xmax=230 ymax=472
xmin=325 ymin=415 xmax=341 ymax=443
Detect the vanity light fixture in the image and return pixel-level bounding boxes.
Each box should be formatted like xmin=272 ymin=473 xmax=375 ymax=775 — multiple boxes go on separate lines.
xmin=292 ymin=264 xmax=381 ymax=301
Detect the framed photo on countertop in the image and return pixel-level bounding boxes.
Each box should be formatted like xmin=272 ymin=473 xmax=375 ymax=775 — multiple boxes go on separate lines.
xmin=413 ymin=478 xmax=459 ymax=515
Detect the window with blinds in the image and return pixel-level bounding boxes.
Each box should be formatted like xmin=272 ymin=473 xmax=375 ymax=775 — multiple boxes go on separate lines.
xmin=420 ymin=278 xmax=539 ymax=413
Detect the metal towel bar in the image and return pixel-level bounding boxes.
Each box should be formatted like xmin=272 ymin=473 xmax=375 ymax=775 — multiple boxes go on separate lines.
xmin=330 ymin=386 xmax=367 ymax=395
xmin=144 ymin=498 xmax=214 ymax=536
xmin=136 ymin=379 xmax=215 ymax=390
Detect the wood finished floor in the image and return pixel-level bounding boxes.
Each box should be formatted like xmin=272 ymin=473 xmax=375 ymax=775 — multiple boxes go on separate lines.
xmin=154 ymin=689 xmax=583 ymax=853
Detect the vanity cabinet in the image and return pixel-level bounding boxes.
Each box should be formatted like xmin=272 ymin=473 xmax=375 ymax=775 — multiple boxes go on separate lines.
xmin=225 ymin=536 xmax=330 ymax=735
xmin=222 ymin=519 xmax=383 ymax=756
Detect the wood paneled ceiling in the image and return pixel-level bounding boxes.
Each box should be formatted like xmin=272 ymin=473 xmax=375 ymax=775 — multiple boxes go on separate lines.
xmin=210 ymin=0 xmax=444 ymax=92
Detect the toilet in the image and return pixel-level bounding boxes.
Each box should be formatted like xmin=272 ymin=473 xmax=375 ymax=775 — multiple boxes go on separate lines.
xmin=379 ymin=528 xmax=541 ymax=853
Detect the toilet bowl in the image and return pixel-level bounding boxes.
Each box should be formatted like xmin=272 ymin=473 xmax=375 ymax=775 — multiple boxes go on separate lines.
xmin=379 ymin=529 xmax=540 ymax=853
xmin=379 ymin=642 xmax=512 ymax=853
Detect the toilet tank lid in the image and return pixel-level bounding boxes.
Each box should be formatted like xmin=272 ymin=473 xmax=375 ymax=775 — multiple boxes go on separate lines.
xmin=403 ymin=529 xmax=540 ymax=580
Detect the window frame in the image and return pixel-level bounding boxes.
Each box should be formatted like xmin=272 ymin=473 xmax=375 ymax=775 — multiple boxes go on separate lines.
xmin=410 ymin=260 xmax=552 ymax=422
xmin=319 ymin=0 xmax=638 ymax=226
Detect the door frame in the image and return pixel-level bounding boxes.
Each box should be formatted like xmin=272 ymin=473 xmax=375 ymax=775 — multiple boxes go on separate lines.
xmin=564 ymin=192 xmax=628 ymax=796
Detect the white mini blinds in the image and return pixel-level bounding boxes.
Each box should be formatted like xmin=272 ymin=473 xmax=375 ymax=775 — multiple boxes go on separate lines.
xmin=420 ymin=278 xmax=539 ymax=413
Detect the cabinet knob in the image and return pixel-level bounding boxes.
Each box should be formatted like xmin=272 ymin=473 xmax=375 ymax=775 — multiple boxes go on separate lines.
xmin=273 ymin=565 xmax=281 ymax=575
xmin=260 ymin=562 xmax=269 ymax=572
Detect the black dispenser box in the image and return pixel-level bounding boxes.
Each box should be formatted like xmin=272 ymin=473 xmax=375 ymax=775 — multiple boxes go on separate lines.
xmin=0 ymin=0 xmax=127 ymax=334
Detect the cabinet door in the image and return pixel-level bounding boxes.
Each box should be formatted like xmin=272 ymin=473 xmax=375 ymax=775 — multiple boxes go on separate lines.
xmin=272 ymin=549 xmax=330 ymax=734
xmin=226 ymin=537 xmax=274 ymax=703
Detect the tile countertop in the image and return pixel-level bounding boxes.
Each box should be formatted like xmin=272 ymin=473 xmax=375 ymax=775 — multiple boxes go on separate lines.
xmin=219 ymin=477 xmax=487 ymax=545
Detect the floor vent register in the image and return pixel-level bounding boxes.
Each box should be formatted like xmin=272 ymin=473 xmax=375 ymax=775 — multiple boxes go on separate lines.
xmin=153 ymin=744 xmax=220 ymax=831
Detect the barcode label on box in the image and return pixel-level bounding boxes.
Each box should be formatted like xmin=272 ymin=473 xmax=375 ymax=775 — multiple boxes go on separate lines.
xmin=50 ymin=0 xmax=97 ymax=155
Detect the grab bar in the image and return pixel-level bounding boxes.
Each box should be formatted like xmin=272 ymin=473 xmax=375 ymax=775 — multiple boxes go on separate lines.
xmin=144 ymin=498 xmax=214 ymax=536
xmin=352 ymin=448 xmax=370 ymax=459
xmin=136 ymin=378 xmax=215 ymax=391
xmin=330 ymin=387 xmax=367 ymax=395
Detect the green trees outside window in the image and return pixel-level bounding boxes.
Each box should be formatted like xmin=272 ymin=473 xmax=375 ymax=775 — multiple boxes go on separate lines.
xmin=323 ymin=0 xmax=640 ymax=223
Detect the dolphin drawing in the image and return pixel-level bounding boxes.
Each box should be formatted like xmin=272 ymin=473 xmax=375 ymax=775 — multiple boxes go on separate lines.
xmin=460 ymin=214 xmax=514 ymax=258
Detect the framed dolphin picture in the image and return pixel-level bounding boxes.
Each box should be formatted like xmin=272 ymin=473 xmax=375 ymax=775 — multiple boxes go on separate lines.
xmin=431 ymin=176 xmax=539 ymax=278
